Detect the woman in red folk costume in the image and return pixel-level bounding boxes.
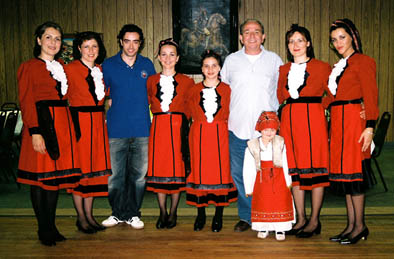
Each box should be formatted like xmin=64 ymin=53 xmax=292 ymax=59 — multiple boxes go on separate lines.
xmin=328 ymin=19 xmax=378 ymax=245
xmin=146 ymin=38 xmax=194 ymax=229
xmin=186 ymin=50 xmax=237 ymax=232
xmin=277 ymin=24 xmax=333 ymax=238
xmin=65 ymin=31 xmax=111 ymax=234
xmin=243 ymin=111 xmax=294 ymax=241
xmin=17 ymin=21 xmax=81 ymax=246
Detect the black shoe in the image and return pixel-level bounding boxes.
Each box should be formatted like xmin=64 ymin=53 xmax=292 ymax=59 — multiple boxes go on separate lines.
xmin=90 ymin=223 xmax=106 ymax=231
xmin=38 ymin=230 xmax=56 ymax=246
xmin=286 ymin=220 xmax=309 ymax=235
xmin=194 ymin=215 xmax=206 ymax=231
xmin=329 ymin=232 xmax=350 ymax=242
xmin=54 ymin=230 xmax=67 ymax=242
xmin=76 ymin=220 xmax=96 ymax=234
xmin=340 ymin=227 xmax=369 ymax=245
xmin=211 ymin=216 xmax=223 ymax=232
xmin=234 ymin=220 xmax=250 ymax=232
xmin=296 ymin=221 xmax=321 ymax=238
xmin=167 ymin=215 xmax=177 ymax=229
xmin=156 ymin=213 xmax=168 ymax=229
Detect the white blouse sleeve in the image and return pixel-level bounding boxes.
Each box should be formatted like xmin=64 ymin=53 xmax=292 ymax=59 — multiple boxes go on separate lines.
xmin=282 ymin=145 xmax=292 ymax=187
xmin=243 ymin=147 xmax=257 ymax=196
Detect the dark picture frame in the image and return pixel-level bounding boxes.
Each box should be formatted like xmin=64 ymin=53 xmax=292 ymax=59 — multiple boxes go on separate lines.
xmin=173 ymin=0 xmax=238 ymax=74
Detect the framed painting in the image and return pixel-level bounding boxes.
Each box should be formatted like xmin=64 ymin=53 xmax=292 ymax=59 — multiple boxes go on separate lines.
xmin=173 ymin=0 xmax=238 ymax=74
xmin=60 ymin=34 xmax=75 ymax=64
xmin=60 ymin=33 xmax=103 ymax=64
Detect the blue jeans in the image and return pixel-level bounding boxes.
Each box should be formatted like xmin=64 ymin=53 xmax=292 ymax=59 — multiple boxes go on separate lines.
xmin=229 ymin=131 xmax=252 ymax=223
xmin=108 ymin=137 xmax=148 ymax=220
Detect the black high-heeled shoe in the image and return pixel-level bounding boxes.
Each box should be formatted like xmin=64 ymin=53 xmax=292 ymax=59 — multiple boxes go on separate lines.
xmin=167 ymin=215 xmax=177 ymax=229
xmin=194 ymin=215 xmax=206 ymax=231
xmin=76 ymin=220 xmax=96 ymax=234
xmin=38 ymin=230 xmax=56 ymax=246
xmin=211 ymin=216 xmax=223 ymax=232
xmin=296 ymin=221 xmax=321 ymax=238
xmin=340 ymin=227 xmax=369 ymax=245
xmin=286 ymin=220 xmax=309 ymax=235
xmin=156 ymin=213 xmax=168 ymax=229
xmin=54 ymin=229 xmax=67 ymax=242
xmin=329 ymin=231 xmax=350 ymax=242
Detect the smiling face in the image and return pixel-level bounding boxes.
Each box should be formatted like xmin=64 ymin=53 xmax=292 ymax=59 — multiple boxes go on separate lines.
xmin=79 ymin=39 xmax=99 ymax=67
xmin=288 ymin=31 xmax=310 ymax=61
xmin=330 ymin=28 xmax=354 ymax=58
xmin=201 ymin=57 xmax=221 ymax=81
xmin=261 ymin=128 xmax=277 ymax=143
xmin=120 ymin=32 xmax=141 ymax=58
xmin=239 ymin=21 xmax=265 ymax=54
xmin=37 ymin=27 xmax=62 ymax=60
xmin=158 ymin=44 xmax=179 ymax=71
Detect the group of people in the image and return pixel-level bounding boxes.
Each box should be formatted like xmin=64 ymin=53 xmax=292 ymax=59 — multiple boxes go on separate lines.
xmin=16 ymin=17 xmax=378 ymax=247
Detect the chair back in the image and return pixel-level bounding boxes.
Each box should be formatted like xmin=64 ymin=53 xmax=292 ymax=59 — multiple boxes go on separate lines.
xmin=372 ymin=112 xmax=391 ymax=158
xmin=0 ymin=103 xmax=20 ymax=150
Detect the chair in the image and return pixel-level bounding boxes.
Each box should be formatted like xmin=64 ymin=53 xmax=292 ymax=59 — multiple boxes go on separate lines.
xmin=370 ymin=112 xmax=391 ymax=192
xmin=0 ymin=103 xmax=20 ymax=187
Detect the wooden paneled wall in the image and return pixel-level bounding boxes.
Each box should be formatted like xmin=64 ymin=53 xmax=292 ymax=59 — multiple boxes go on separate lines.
xmin=0 ymin=0 xmax=393 ymax=141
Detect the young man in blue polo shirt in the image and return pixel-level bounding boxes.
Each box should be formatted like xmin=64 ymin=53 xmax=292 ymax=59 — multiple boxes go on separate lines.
xmin=101 ymin=24 xmax=156 ymax=229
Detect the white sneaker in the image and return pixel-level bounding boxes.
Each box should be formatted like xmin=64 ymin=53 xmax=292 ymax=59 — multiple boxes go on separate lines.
xmin=102 ymin=216 xmax=123 ymax=227
xmin=275 ymin=231 xmax=286 ymax=241
xmin=126 ymin=216 xmax=144 ymax=229
xmin=257 ymin=231 xmax=269 ymax=239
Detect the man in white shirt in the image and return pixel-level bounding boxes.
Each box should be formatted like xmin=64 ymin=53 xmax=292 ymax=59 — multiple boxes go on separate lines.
xmin=221 ymin=19 xmax=283 ymax=232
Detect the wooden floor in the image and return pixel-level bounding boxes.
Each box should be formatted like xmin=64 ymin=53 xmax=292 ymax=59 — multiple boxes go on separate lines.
xmin=1 ymin=215 xmax=394 ymax=258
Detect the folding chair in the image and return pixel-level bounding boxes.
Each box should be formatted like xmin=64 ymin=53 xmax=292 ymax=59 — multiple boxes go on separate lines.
xmin=371 ymin=112 xmax=391 ymax=192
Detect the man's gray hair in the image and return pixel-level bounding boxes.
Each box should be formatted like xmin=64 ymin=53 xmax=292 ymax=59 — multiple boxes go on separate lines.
xmin=240 ymin=19 xmax=265 ymax=35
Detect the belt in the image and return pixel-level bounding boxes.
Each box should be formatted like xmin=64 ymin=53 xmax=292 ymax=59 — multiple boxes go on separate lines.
xmin=329 ymin=98 xmax=362 ymax=107
xmin=285 ymin=96 xmax=322 ymax=104
xmin=36 ymin=99 xmax=68 ymax=107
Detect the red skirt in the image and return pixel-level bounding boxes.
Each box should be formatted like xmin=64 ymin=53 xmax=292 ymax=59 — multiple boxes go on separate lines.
xmin=251 ymin=161 xmax=294 ymax=223
xmin=17 ymin=105 xmax=81 ymax=190
xmin=146 ymin=113 xmax=186 ymax=194
xmin=67 ymin=107 xmax=111 ymax=197
xmin=280 ymin=102 xmax=329 ymax=190
xmin=186 ymin=120 xmax=237 ymax=207
xmin=329 ymin=102 xmax=371 ymax=195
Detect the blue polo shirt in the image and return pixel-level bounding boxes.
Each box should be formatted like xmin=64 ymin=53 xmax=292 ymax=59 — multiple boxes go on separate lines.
xmin=102 ymin=51 xmax=156 ymax=138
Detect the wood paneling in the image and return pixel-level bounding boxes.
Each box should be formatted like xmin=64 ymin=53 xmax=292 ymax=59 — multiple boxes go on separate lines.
xmin=0 ymin=0 xmax=393 ymax=140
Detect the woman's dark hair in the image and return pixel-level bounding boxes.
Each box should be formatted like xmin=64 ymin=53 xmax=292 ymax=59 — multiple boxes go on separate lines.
xmin=117 ymin=24 xmax=144 ymax=50
xmin=157 ymin=38 xmax=179 ymax=56
xmin=72 ymin=31 xmax=107 ymax=64
xmin=285 ymin=24 xmax=315 ymax=62
xmin=200 ymin=49 xmax=222 ymax=68
xmin=329 ymin=18 xmax=362 ymax=54
xmin=33 ymin=21 xmax=64 ymax=59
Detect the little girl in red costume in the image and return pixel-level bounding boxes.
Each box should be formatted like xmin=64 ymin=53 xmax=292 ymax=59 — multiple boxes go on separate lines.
xmin=243 ymin=111 xmax=295 ymax=241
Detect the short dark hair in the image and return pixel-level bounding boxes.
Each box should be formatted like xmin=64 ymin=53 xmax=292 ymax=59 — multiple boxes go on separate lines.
xmin=200 ymin=49 xmax=222 ymax=69
xmin=240 ymin=19 xmax=264 ymax=35
xmin=285 ymin=24 xmax=315 ymax=62
xmin=33 ymin=21 xmax=64 ymax=59
xmin=117 ymin=24 xmax=144 ymax=50
xmin=329 ymin=18 xmax=362 ymax=54
xmin=72 ymin=31 xmax=107 ymax=64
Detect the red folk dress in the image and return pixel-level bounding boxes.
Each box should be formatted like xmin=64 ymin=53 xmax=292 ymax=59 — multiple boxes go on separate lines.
xmin=186 ymin=82 xmax=237 ymax=207
xmin=146 ymin=73 xmax=194 ymax=194
xmin=243 ymin=137 xmax=295 ymax=232
xmin=277 ymin=58 xmax=333 ymax=190
xmin=17 ymin=58 xmax=81 ymax=190
xmin=328 ymin=53 xmax=379 ymax=195
xmin=65 ymin=60 xmax=111 ymax=197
